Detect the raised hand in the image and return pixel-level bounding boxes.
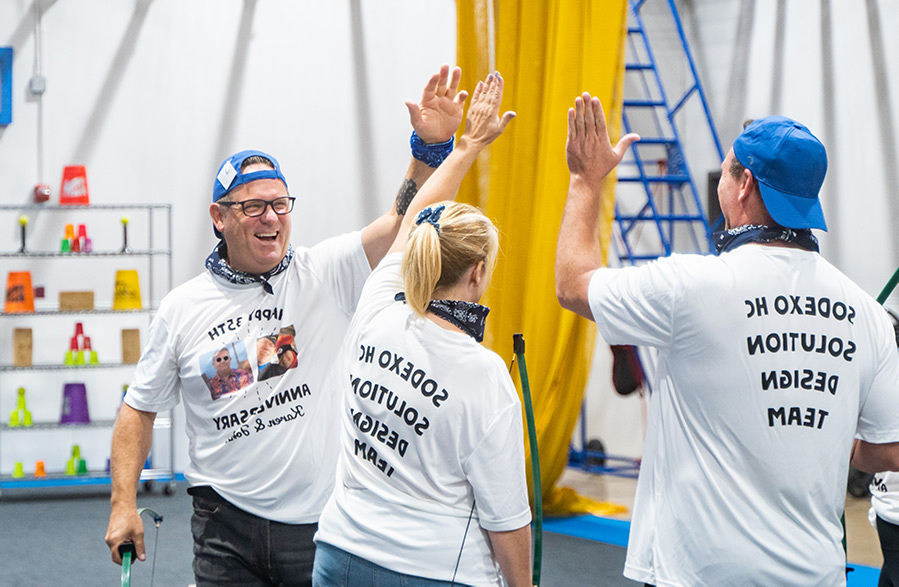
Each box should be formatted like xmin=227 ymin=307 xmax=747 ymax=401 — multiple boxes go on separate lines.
xmin=406 ymin=65 xmax=468 ymax=144
xmin=566 ymin=92 xmax=639 ymax=184
xmin=461 ymin=71 xmax=516 ymax=148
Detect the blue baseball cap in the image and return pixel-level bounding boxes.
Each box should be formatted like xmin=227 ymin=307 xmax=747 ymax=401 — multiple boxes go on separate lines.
xmin=212 ymin=150 xmax=289 ymax=238
xmin=733 ymin=116 xmax=828 ymax=231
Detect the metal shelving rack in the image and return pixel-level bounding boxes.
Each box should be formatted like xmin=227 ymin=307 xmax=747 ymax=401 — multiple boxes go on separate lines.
xmin=0 ymin=204 xmax=175 ymax=494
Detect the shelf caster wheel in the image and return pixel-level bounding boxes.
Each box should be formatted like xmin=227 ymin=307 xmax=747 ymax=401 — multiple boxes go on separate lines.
xmin=586 ymin=438 xmax=607 ymax=467
xmin=163 ymin=483 xmax=175 ymax=496
xmin=142 ymin=480 xmax=155 ymax=494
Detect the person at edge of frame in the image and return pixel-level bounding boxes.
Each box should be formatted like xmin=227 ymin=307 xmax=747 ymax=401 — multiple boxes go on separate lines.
xmin=555 ymin=93 xmax=899 ymax=586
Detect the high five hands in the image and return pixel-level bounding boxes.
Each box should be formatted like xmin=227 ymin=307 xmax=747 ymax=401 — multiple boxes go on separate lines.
xmin=406 ymin=65 xmax=468 ymax=144
xmin=566 ymin=92 xmax=640 ymax=184
xmin=461 ymin=71 xmax=516 ymax=148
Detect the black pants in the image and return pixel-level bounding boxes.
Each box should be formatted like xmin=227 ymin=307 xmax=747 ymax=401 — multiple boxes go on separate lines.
xmin=878 ymin=515 xmax=899 ymax=587
xmin=189 ymin=485 xmax=317 ymax=586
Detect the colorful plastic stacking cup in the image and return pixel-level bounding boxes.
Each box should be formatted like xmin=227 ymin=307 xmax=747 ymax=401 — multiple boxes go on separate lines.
xmin=4 ymin=271 xmax=35 ymax=313
xmin=113 ymin=270 xmax=142 ymax=310
xmin=60 ymin=383 xmax=91 ymax=424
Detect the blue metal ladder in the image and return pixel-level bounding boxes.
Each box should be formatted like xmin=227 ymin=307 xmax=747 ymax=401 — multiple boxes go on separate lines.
xmin=570 ymin=0 xmax=725 ymax=478
xmin=614 ymin=0 xmax=725 ymax=263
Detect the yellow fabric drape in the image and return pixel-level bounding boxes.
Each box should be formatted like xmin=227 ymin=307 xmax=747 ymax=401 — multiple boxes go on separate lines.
xmin=456 ymin=0 xmax=629 ymax=517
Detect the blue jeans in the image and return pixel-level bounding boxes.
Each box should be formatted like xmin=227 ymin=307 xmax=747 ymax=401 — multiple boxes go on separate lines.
xmin=312 ymin=542 xmax=460 ymax=587
xmin=189 ymin=485 xmax=317 ymax=586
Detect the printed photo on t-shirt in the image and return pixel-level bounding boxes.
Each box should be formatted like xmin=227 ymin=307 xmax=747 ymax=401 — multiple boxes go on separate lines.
xmin=201 ymin=341 xmax=255 ymax=400
xmin=257 ymin=325 xmax=299 ymax=382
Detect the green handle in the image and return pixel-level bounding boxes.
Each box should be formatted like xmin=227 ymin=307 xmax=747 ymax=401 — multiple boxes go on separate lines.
xmin=877 ymin=266 xmax=899 ymax=305
xmin=514 ymin=333 xmax=542 ymax=586
xmin=119 ymin=543 xmax=135 ymax=587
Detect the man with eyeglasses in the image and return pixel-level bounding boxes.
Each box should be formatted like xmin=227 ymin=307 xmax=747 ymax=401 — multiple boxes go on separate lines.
xmin=106 ymin=65 xmax=470 ymax=586
xmin=207 ymin=348 xmax=253 ymax=400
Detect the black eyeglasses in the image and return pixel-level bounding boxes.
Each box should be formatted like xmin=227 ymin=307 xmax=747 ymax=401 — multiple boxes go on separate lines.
xmin=215 ymin=355 xmax=230 ymax=363
xmin=218 ymin=196 xmax=295 ymax=217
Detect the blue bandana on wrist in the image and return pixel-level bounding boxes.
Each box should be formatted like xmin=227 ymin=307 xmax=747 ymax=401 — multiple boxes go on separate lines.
xmin=205 ymin=242 xmax=293 ymax=294
xmin=410 ymin=131 xmax=454 ymax=168
xmin=394 ymin=292 xmax=490 ymax=343
xmin=712 ymin=224 xmax=819 ymax=255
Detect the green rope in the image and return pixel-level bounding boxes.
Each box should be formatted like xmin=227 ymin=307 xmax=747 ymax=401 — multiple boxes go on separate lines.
xmin=514 ymin=333 xmax=542 ymax=586
xmin=877 ymin=266 xmax=899 ymax=305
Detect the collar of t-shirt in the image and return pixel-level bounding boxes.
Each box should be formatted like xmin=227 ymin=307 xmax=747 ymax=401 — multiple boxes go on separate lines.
xmin=205 ymin=242 xmax=294 ymax=294
xmin=394 ymin=292 xmax=490 ymax=343
xmin=712 ymin=224 xmax=819 ymax=255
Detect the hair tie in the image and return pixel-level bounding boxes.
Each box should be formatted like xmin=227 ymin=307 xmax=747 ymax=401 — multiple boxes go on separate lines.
xmin=416 ymin=205 xmax=445 ymax=234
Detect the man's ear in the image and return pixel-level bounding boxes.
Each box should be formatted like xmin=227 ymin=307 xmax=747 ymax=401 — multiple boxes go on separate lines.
xmin=210 ymin=202 xmax=226 ymax=233
xmin=738 ymin=168 xmax=757 ymax=202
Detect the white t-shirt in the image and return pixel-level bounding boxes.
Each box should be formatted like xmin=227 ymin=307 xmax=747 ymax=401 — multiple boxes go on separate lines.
xmin=588 ymin=245 xmax=899 ymax=586
xmin=871 ymin=471 xmax=899 ymax=527
xmin=125 ymin=232 xmax=370 ymax=524
xmin=315 ymin=253 xmax=531 ymax=586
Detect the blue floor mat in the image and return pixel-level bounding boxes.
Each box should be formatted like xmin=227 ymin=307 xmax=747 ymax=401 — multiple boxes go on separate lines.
xmin=543 ymin=514 xmax=881 ymax=586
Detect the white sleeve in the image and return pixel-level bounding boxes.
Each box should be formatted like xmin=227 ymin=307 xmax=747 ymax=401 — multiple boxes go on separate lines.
xmin=305 ymin=231 xmax=372 ymax=316
xmin=464 ymin=379 xmax=532 ymax=532
xmin=588 ymin=258 xmax=680 ymax=348
xmin=350 ymin=252 xmax=405 ymax=327
xmin=857 ymin=313 xmax=899 ymax=443
xmin=124 ymin=310 xmax=181 ymax=413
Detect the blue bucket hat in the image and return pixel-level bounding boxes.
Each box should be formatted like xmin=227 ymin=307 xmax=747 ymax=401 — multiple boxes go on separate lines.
xmin=733 ymin=116 xmax=828 ymax=231
xmin=212 ymin=149 xmax=289 ymax=238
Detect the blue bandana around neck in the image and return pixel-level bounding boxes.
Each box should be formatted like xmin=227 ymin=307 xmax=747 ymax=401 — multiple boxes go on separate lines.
xmin=205 ymin=242 xmax=293 ymax=294
xmin=712 ymin=224 xmax=819 ymax=255
xmin=394 ymin=292 xmax=490 ymax=343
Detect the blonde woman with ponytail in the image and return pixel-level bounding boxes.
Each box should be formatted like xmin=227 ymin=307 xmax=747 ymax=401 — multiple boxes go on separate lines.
xmin=313 ymin=71 xmax=532 ymax=587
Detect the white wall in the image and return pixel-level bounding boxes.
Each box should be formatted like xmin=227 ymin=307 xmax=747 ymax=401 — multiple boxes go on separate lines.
xmin=0 ymin=0 xmax=455 ymax=475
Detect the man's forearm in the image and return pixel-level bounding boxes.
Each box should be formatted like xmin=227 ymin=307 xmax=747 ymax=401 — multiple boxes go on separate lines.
xmin=398 ymin=159 xmax=440 ymax=214
xmin=851 ymin=439 xmax=899 ymax=473
xmin=110 ymin=404 xmax=156 ymax=510
xmin=360 ymin=158 xmax=442 ymax=268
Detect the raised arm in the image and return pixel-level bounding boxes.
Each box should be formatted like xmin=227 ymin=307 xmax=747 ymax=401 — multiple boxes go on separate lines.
xmin=361 ymin=65 xmax=468 ymax=268
xmin=386 ymin=71 xmax=515 ymax=256
xmin=555 ymin=93 xmax=639 ymax=319
xmin=105 ymin=404 xmax=156 ymax=565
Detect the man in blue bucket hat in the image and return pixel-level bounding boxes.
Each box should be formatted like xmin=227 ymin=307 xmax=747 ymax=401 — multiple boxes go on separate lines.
xmin=107 ymin=65 xmax=471 ymax=586
xmin=556 ymin=94 xmax=899 ymax=585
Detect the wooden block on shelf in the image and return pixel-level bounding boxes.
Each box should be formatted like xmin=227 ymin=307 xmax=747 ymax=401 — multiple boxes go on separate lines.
xmin=121 ymin=328 xmax=141 ymax=364
xmin=59 ymin=290 xmax=95 ymax=311
xmin=13 ymin=328 xmax=33 ymax=367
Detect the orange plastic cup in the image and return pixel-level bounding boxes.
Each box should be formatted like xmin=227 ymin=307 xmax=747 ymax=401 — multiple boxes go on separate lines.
xmin=4 ymin=271 xmax=35 ymax=313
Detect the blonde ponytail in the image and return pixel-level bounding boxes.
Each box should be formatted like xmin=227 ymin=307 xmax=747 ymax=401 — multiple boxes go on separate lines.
xmin=403 ymin=219 xmax=443 ymax=316
xmin=401 ymin=201 xmax=499 ymax=317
